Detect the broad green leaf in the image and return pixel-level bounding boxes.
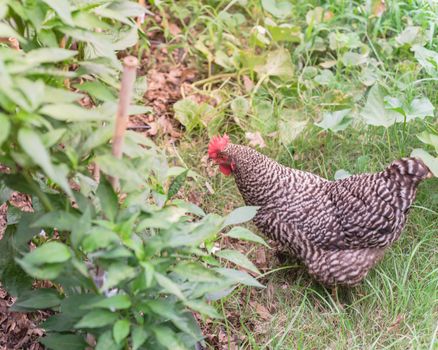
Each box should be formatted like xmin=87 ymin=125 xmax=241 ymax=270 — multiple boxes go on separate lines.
xmin=22 ymin=242 xmax=71 ymax=265
xmin=74 ymin=81 xmax=116 ymax=102
xmin=184 ymin=300 xmax=222 ymax=319
xmin=82 ymin=295 xmax=131 ymax=311
xmin=216 ymin=249 xmax=260 ymax=274
xmin=96 ymin=176 xmax=118 ymax=221
xmin=132 ymin=326 xmax=148 ymax=350
xmin=173 ymin=262 xmax=222 ymax=283
xmin=80 ymin=124 xmax=113 ymax=155
xmin=33 ymin=211 xmax=79 ymax=231
xmin=205 ymin=286 xmax=236 ymax=301
xmin=0 ymin=23 xmax=25 ymax=42
xmin=224 ymin=206 xmax=258 ymax=226
xmin=81 ymin=228 xmax=120 ymax=253
xmin=342 ymin=52 xmax=368 ymax=66
xmin=95 ymin=155 xmax=144 ymax=187
xmin=314 ymin=69 xmax=334 ymax=86
xmin=167 ymin=169 xmax=188 ymax=199
xmin=225 ymin=227 xmax=269 ymax=247
xmin=315 ymin=109 xmax=352 ymax=132
xmin=71 ymin=207 xmax=93 ymax=248
xmin=231 ymin=96 xmax=250 ymax=123
xmin=278 ymin=108 xmax=308 ymax=144
xmin=113 ymin=319 xmax=130 ymax=344
xmin=108 ymin=1 xmax=151 ymax=17
xmin=261 ymin=0 xmax=293 ymax=18
xmin=412 ymin=45 xmax=438 ymax=76
xmin=41 ymin=0 xmax=74 ymax=25
xmin=0 ymin=113 xmax=10 ymax=147
xmin=417 ymin=131 xmax=438 ymax=153
xmin=138 ymin=207 xmax=186 ymax=230
xmin=17 ymin=128 xmax=72 ymax=195
xmin=41 ymin=103 xmax=110 ymax=122
xmin=360 ymin=67 xmax=378 ymax=86
xmin=0 ymin=259 xmax=33 ymax=298
xmin=43 ymin=86 xmax=83 ymax=103
xmin=360 ymin=85 xmax=400 ymax=127
xmin=96 ymin=330 xmax=122 ymax=350
xmin=41 ymin=314 xmax=78 ymax=332
xmin=101 ymin=263 xmax=137 ymax=291
xmin=306 ymin=6 xmax=324 ymax=25
xmin=266 ymin=22 xmax=301 ymax=43
xmin=41 ymin=128 xmax=66 ymax=148
xmin=93 ymin=7 xmax=133 ymax=26
xmin=255 ymin=48 xmax=294 ymax=81
xmin=405 ymin=97 xmax=434 ymax=121
xmin=61 ymin=28 xmax=116 ymax=61
xmin=153 ymin=326 xmax=187 ymax=350
xmin=11 ymin=289 xmax=61 ymax=311
xmin=25 ymin=48 xmax=77 ymax=64
xmin=174 ymin=98 xmax=214 ymax=131
xmin=61 ymin=294 xmax=98 ymax=317
xmin=40 ymin=334 xmax=87 ymax=350
xmin=396 ymin=26 xmax=423 ymax=46
xmin=15 ymin=78 xmax=45 ymax=111
xmin=112 ymin=27 xmax=138 ymax=50
xmin=133 ymin=75 xmax=148 ymax=101
xmin=329 ymin=32 xmax=361 ymax=50
xmin=155 ymin=272 xmax=186 ymax=300
xmin=214 ymin=268 xmax=264 ymax=288
xmin=251 ymin=99 xmax=276 ymax=135
xmin=411 ymin=149 xmax=438 ymax=177
xmin=171 ymin=199 xmax=205 ymax=217
xmin=166 ymin=214 xmax=223 ymax=248
xmin=16 ymin=256 xmax=65 ymax=280
xmin=75 ymin=309 xmax=118 ymax=328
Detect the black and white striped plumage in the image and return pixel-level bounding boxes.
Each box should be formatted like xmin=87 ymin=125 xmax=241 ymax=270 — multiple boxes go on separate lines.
xmin=209 ymin=137 xmax=432 ymax=286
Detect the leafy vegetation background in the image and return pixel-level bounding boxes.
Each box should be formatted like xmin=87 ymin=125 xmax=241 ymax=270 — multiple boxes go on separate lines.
xmin=0 ymin=0 xmax=437 ymax=349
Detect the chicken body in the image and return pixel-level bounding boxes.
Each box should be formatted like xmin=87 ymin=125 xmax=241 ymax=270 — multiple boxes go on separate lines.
xmin=218 ymin=143 xmax=432 ymax=286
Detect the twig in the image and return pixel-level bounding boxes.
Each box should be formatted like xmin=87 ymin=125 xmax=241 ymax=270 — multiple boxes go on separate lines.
xmin=137 ymin=0 xmax=146 ymax=26
xmin=109 ymin=56 xmax=139 ymax=191
xmin=135 ymin=0 xmax=146 ymax=52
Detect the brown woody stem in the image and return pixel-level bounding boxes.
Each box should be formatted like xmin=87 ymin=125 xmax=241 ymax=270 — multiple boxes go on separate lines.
xmin=109 ymin=56 xmax=139 ymax=191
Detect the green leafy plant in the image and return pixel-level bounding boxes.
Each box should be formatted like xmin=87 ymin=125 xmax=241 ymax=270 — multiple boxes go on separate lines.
xmin=0 ymin=1 xmax=268 ymax=349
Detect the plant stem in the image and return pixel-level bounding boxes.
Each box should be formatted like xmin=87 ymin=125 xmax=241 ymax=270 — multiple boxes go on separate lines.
xmin=109 ymin=56 xmax=139 ymax=190
xmin=386 ymin=127 xmax=392 ymax=151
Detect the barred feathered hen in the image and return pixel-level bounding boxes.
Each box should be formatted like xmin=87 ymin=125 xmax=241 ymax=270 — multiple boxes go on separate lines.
xmin=208 ymin=135 xmax=432 ymax=286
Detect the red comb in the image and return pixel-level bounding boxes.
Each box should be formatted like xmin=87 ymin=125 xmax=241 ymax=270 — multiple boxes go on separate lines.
xmin=208 ymin=134 xmax=229 ymax=159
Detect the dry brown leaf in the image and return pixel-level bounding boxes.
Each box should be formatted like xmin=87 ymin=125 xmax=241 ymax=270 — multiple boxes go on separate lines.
xmin=324 ymin=10 xmax=334 ymax=21
xmin=168 ymin=23 xmax=181 ymax=36
xmin=371 ymin=0 xmax=386 ymax=17
xmin=319 ymin=60 xmax=337 ymax=69
xmin=242 ymin=75 xmax=254 ymax=93
xmin=205 ymin=181 xmax=215 ymax=194
xmin=387 ymin=314 xmax=404 ymax=332
xmin=255 ymin=247 xmax=267 ymax=268
xmin=245 ymin=131 xmax=266 ymax=148
xmin=157 ymin=116 xmax=182 ymax=138
xmin=255 ymin=303 xmax=271 ymax=320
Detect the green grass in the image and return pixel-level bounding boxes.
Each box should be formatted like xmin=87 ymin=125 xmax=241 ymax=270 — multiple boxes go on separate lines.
xmin=145 ymin=0 xmax=438 ymax=348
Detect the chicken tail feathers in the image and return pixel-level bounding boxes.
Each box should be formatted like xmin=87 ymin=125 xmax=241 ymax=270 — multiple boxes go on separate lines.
xmin=385 ymin=157 xmax=433 ymax=181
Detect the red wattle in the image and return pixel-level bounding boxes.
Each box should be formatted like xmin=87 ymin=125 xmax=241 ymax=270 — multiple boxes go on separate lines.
xmin=219 ymin=164 xmax=232 ymax=176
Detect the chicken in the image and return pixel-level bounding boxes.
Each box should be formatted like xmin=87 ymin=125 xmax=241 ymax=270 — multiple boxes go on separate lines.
xmin=208 ymin=135 xmax=432 ymax=286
